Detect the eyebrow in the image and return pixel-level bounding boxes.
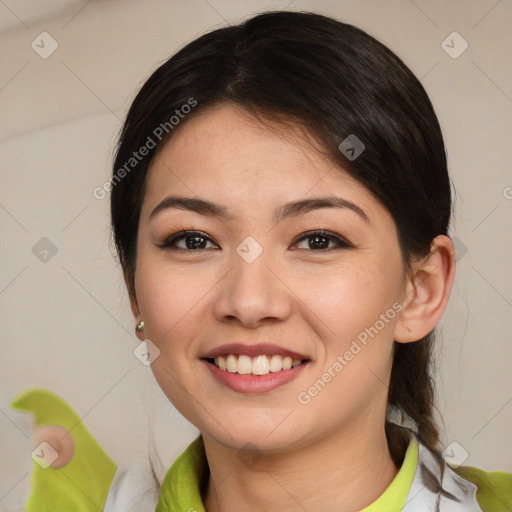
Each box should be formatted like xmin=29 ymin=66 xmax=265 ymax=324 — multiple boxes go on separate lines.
xmin=149 ymin=195 xmax=370 ymax=224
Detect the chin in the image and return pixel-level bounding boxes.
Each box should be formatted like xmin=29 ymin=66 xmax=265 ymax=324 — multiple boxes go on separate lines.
xmin=200 ymin=413 xmax=309 ymax=454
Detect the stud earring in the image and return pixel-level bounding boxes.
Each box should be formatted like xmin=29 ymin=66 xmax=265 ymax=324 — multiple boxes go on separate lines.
xmin=137 ymin=320 xmax=144 ymax=331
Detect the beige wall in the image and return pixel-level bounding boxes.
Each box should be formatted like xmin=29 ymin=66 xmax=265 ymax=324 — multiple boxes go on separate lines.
xmin=1 ymin=0 xmax=511 ymax=509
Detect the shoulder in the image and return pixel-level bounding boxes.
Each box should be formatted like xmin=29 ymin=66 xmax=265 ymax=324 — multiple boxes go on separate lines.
xmin=451 ymin=464 xmax=512 ymax=511
xmin=406 ymin=432 xmax=511 ymax=512
xmin=104 ymin=461 xmax=159 ymax=511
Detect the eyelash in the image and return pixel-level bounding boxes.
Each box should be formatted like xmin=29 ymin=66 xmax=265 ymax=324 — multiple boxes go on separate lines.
xmin=156 ymin=229 xmax=352 ymax=252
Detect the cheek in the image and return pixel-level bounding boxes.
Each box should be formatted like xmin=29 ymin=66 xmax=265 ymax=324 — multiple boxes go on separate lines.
xmin=134 ymin=254 xmax=208 ymax=353
xmin=306 ymin=258 xmax=403 ymax=344
xmin=134 ymin=255 xmax=213 ymax=425
xmin=300 ymin=263 xmax=402 ymax=417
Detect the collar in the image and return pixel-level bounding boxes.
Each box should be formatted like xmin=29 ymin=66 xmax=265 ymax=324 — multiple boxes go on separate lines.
xmin=403 ymin=438 xmax=483 ymax=511
xmin=154 ymin=430 xmax=483 ymax=511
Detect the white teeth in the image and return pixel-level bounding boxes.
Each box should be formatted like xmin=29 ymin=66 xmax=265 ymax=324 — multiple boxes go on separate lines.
xmin=217 ymin=356 xmax=227 ymax=371
xmin=226 ymin=354 xmax=237 ymax=373
xmin=269 ymin=355 xmax=282 ymax=373
xmin=252 ymin=355 xmax=270 ymax=375
xmin=237 ymin=355 xmax=252 ymax=374
xmin=212 ymin=354 xmax=305 ymax=375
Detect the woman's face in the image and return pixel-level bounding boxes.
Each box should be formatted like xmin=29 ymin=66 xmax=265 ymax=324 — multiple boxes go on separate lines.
xmin=133 ymin=102 xmax=408 ymax=452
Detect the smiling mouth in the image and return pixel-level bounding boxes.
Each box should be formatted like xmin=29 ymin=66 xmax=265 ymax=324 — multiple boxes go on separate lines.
xmin=205 ymin=354 xmax=309 ymax=376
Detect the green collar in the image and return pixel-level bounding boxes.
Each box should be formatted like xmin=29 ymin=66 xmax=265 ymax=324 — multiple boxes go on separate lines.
xmin=155 ymin=435 xmax=418 ymax=511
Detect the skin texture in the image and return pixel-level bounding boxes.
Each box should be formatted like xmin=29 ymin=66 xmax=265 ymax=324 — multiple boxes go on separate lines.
xmin=126 ymin=102 xmax=456 ymax=511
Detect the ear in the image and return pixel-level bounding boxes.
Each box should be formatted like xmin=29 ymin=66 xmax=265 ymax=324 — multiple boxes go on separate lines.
xmin=123 ymin=270 xmax=145 ymax=342
xmin=394 ymin=235 xmax=456 ymax=343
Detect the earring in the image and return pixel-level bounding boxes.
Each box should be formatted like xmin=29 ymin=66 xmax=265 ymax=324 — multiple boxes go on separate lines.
xmin=137 ymin=320 xmax=144 ymax=331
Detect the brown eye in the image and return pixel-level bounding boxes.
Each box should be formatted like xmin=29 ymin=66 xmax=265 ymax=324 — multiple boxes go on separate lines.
xmin=293 ymin=230 xmax=351 ymax=251
xmin=156 ymin=229 xmax=351 ymax=252
xmin=157 ymin=231 xmax=219 ymax=251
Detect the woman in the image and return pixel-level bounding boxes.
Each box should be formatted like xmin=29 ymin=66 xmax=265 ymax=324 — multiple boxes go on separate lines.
xmin=13 ymin=9 xmax=511 ymax=512
xmin=108 ymin=9 xmax=512 ymax=511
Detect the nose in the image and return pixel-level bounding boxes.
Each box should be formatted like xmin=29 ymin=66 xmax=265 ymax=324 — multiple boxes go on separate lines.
xmin=211 ymin=242 xmax=292 ymax=328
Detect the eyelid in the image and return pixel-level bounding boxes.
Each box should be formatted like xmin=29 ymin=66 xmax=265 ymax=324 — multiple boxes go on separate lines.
xmin=156 ymin=229 xmax=352 ymax=251
xmin=293 ymin=229 xmax=352 ymax=249
xmin=156 ymin=230 xmax=218 ymax=250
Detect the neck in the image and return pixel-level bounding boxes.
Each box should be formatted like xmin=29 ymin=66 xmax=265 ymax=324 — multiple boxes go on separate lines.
xmin=202 ymin=421 xmax=401 ymax=512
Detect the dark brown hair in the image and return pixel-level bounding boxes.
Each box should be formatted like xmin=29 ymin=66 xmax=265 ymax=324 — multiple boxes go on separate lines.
xmin=110 ymin=10 xmax=452 ymax=478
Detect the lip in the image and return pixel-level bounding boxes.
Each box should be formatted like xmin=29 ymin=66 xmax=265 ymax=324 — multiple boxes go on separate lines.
xmin=203 ymin=359 xmax=310 ymax=394
xmin=202 ymin=343 xmax=309 ymax=361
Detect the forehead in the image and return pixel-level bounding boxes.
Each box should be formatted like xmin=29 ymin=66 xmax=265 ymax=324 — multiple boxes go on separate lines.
xmin=141 ymin=103 xmax=384 ymax=225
